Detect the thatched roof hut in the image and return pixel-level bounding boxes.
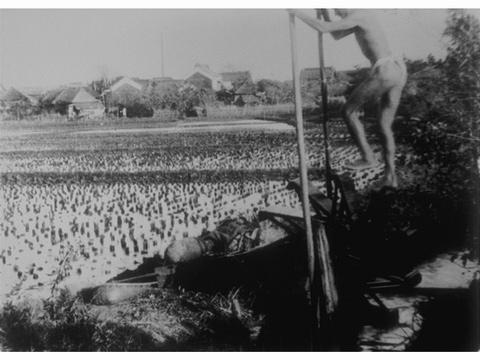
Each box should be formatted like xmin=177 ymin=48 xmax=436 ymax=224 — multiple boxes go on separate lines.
xmin=41 ymin=88 xmax=64 ymax=104
xmin=300 ymin=67 xmax=354 ymax=98
xmin=53 ymin=87 xmax=104 ymax=117
xmin=220 ymin=71 xmax=253 ymax=91
xmin=186 ymin=64 xmax=224 ymax=91
xmin=105 ymin=77 xmax=150 ymax=109
xmin=53 ymin=87 xmax=97 ymax=103
xmin=0 ymin=87 xmax=37 ymax=104
xmin=109 ymin=77 xmax=147 ymax=94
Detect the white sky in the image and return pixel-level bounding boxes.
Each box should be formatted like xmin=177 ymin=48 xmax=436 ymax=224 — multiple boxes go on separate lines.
xmin=0 ymin=8 xmax=478 ymax=88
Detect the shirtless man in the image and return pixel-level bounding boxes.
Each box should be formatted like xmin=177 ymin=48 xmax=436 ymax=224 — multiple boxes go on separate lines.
xmin=288 ymin=9 xmax=407 ymax=188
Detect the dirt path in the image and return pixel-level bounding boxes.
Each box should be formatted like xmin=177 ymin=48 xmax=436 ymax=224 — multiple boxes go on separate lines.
xmin=0 ymin=119 xmax=293 ymax=139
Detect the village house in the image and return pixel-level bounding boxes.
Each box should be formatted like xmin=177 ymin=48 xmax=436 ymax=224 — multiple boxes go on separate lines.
xmin=151 ymin=77 xmax=183 ymax=86
xmin=300 ymin=66 xmax=354 ymax=100
xmin=219 ymin=71 xmax=252 ymax=90
xmin=0 ymin=87 xmax=40 ymax=105
xmin=53 ymin=86 xmax=104 ymax=118
xmin=185 ymin=66 xmax=258 ymax=105
xmin=108 ymin=76 xmax=148 ymax=95
xmin=220 ymin=71 xmax=258 ymax=104
xmin=185 ymin=64 xmax=225 ymax=91
xmin=103 ymin=76 xmax=152 ymax=116
xmin=300 ymin=66 xmax=336 ymax=84
xmin=148 ymin=77 xmax=183 ymax=96
xmin=233 ymin=80 xmax=259 ymax=106
xmin=301 ymin=67 xmax=351 ymax=95
xmin=40 ymin=88 xmax=65 ymax=112
xmin=0 ymin=87 xmax=40 ymax=118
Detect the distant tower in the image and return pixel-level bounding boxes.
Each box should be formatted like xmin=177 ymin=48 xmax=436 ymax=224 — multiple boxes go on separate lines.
xmin=161 ymin=32 xmax=165 ymax=77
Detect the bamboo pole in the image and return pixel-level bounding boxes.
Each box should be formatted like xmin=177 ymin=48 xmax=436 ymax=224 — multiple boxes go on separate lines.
xmin=316 ymin=9 xmax=333 ymax=197
xmin=310 ymin=13 xmax=339 ymax=342
xmin=288 ymin=13 xmax=317 ymax=311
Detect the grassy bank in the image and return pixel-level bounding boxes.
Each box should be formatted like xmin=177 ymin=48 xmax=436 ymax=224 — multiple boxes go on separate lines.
xmin=0 ymin=288 xmax=259 ymax=351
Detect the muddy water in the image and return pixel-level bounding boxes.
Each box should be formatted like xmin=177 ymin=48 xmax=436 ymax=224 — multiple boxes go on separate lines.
xmin=0 ymin=178 xmax=301 ymax=301
xmin=0 ymin=120 xmax=388 ymax=303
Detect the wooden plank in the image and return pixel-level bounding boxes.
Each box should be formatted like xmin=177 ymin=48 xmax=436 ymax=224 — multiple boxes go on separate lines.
xmin=259 ymin=205 xmax=315 ymax=222
xmin=287 ymin=179 xmax=333 ymax=217
xmin=287 ymin=178 xmax=325 ymax=197
xmin=287 ymin=175 xmax=358 ymax=219
xmin=357 ymin=252 xmax=479 ymax=350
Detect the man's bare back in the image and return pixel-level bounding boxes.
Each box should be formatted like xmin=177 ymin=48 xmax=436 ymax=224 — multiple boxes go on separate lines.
xmin=288 ymin=9 xmax=407 ymax=188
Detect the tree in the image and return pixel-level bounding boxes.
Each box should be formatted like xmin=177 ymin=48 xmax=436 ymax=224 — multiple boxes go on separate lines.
xmin=255 ymin=79 xmax=280 ymax=104
xmin=4 ymin=100 xmax=40 ymax=119
xmin=91 ymin=65 xmax=113 ymax=95
xmin=443 ymin=10 xmax=480 ymax=159
xmin=176 ymin=85 xmax=212 ymax=117
xmin=215 ymin=87 xmax=235 ymax=105
xmin=443 ymin=10 xmax=480 ymax=254
xmin=395 ymin=10 xmax=480 ymax=255
xmin=145 ymin=81 xmax=181 ymax=110
xmin=150 ymin=84 xmax=212 ymax=118
xmin=398 ymin=56 xmax=445 ymax=119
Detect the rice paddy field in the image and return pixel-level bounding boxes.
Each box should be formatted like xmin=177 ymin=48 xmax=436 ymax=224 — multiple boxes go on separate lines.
xmin=0 ymin=118 xmax=387 ymax=301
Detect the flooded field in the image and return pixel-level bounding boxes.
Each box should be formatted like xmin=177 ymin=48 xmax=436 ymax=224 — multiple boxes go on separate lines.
xmin=0 ymin=119 xmax=385 ymax=300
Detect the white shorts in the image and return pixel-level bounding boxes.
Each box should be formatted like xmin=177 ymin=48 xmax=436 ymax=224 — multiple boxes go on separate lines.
xmin=371 ymin=56 xmax=407 ymax=84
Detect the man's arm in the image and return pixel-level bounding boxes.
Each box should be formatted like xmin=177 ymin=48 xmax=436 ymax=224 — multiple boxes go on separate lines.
xmin=288 ymin=9 xmax=358 ymax=34
xmin=320 ymin=9 xmax=355 ymax=40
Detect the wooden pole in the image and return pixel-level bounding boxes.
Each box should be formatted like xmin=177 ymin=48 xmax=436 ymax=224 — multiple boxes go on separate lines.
xmin=288 ymin=13 xmax=318 ymax=325
xmin=316 ymin=9 xmax=333 ymax=197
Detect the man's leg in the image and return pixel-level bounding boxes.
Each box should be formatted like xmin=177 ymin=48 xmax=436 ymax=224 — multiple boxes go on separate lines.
xmin=343 ymin=76 xmax=384 ymax=170
xmin=378 ymin=86 xmax=403 ymax=188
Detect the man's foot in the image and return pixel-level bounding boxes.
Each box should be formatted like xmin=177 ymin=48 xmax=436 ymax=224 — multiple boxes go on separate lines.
xmin=345 ymin=158 xmax=378 ymax=171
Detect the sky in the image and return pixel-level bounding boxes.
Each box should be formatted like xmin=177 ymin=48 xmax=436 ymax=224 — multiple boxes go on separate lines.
xmin=0 ymin=8 xmax=478 ymax=89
